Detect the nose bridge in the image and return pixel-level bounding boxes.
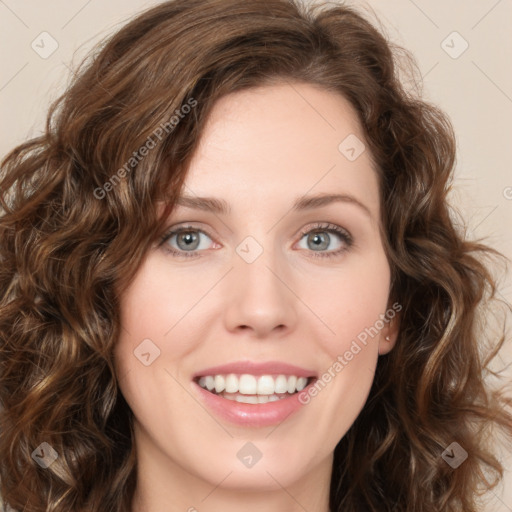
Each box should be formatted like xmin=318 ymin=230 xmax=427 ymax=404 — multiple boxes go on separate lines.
xmin=222 ymin=234 xmax=297 ymax=336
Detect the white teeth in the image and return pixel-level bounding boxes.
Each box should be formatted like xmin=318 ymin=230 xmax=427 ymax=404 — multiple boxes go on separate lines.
xmin=238 ymin=374 xmax=257 ymax=394
xmin=221 ymin=392 xmax=287 ymax=403
xmin=234 ymin=394 xmax=259 ymax=404
xmin=197 ymin=373 xmax=311 ymax=395
xmin=214 ymin=375 xmax=225 ymax=393
xmin=225 ymin=374 xmax=238 ymax=393
xmin=296 ymin=377 xmax=308 ymax=391
xmin=274 ymin=375 xmax=288 ymax=394
xmin=200 ymin=376 xmax=216 ymax=391
xmin=257 ymin=375 xmax=275 ymax=395
xmin=287 ymin=375 xmax=297 ymax=394
xmin=205 ymin=375 xmax=215 ymax=391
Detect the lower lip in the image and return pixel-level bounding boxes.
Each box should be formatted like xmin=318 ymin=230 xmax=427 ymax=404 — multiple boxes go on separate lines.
xmin=193 ymin=381 xmax=312 ymax=427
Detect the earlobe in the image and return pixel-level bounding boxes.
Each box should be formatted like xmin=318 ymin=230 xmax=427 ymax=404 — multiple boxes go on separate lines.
xmin=379 ymin=315 xmax=400 ymax=355
xmin=379 ymin=333 xmax=398 ymax=355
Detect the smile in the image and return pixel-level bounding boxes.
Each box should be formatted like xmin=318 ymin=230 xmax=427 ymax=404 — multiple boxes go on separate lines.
xmin=196 ymin=373 xmax=311 ymax=404
xmin=192 ymin=361 xmax=318 ymax=426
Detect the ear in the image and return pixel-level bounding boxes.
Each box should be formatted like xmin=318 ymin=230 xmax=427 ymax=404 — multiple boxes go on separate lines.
xmin=378 ymin=310 xmax=400 ymax=355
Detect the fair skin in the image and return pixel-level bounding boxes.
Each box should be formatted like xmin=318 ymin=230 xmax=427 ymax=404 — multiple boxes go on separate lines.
xmin=114 ymin=81 xmax=399 ymax=512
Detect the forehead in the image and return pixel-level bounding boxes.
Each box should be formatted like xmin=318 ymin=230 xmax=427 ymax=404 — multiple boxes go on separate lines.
xmin=176 ymin=82 xmax=380 ymax=220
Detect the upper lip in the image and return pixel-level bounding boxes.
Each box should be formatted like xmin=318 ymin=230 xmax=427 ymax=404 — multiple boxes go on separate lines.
xmin=193 ymin=361 xmax=317 ymax=379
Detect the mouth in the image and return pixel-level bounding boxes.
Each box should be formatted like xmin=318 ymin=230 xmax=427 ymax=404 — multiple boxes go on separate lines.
xmin=192 ymin=361 xmax=318 ymax=426
xmin=194 ymin=373 xmax=315 ymax=404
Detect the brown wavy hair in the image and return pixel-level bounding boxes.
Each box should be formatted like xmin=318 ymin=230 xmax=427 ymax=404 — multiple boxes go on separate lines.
xmin=1 ymin=0 xmax=511 ymax=510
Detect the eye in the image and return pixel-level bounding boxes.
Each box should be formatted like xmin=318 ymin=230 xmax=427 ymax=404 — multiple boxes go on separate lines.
xmin=158 ymin=222 xmax=353 ymax=259
xmin=296 ymin=222 xmax=353 ymax=259
xmin=159 ymin=225 xmax=216 ymax=258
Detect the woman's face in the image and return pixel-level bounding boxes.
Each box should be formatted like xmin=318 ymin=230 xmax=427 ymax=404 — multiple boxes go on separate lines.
xmin=114 ymin=82 xmax=399 ymax=501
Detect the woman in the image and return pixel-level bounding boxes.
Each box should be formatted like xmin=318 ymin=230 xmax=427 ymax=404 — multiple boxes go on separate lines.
xmin=1 ymin=0 xmax=511 ymax=511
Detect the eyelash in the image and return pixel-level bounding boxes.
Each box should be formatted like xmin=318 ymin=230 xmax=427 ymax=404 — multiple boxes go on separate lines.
xmin=158 ymin=222 xmax=353 ymax=260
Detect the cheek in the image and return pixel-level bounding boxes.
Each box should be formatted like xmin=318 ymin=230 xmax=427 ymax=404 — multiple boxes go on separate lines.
xmin=307 ymin=251 xmax=391 ymax=359
xmin=115 ymin=256 xmax=204 ymax=366
xmin=295 ymin=256 xmax=391 ymax=444
xmin=112 ymin=258 xmax=209 ymax=443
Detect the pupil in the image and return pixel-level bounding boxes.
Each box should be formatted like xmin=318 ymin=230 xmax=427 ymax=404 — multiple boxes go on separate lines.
xmin=310 ymin=232 xmax=328 ymax=250
xmin=179 ymin=232 xmax=198 ymax=249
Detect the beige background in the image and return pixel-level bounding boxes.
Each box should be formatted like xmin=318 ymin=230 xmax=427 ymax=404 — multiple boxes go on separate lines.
xmin=1 ymin=0 xmax=511 ymax=509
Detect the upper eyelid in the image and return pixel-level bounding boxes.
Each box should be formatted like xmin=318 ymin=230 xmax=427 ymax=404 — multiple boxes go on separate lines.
xmin=161 ymin=222 xmax=352 ymax=247
xmin=163 ymin=222 xmax=348 ymax=235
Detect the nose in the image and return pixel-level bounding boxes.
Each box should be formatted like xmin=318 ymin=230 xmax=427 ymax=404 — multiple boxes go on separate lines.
xmin=222 ymin=248 xmax=298 ymax=338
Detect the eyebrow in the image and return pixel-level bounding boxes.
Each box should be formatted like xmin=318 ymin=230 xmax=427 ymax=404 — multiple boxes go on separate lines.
xmin=175 ymin=193 xmax=372 ymax=219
